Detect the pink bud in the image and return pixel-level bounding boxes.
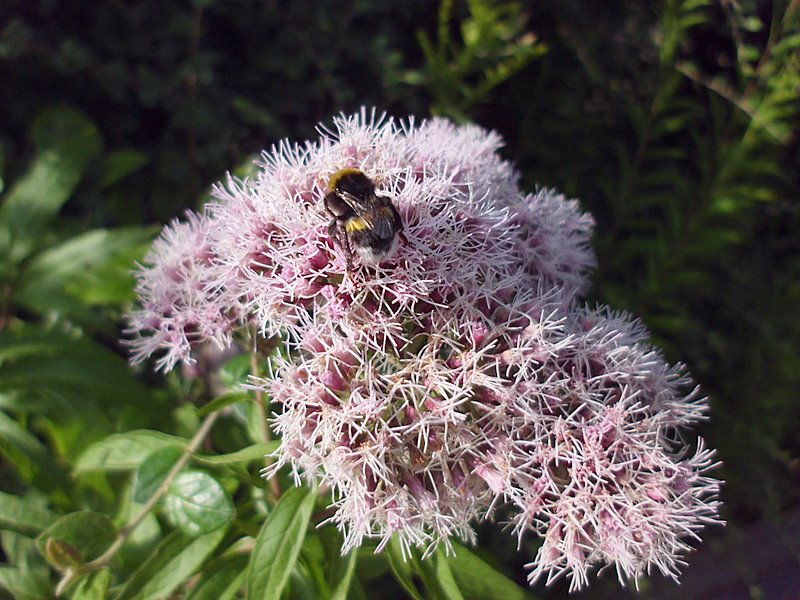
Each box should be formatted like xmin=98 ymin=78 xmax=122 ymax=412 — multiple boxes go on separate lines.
xmin=321 ymin=369 xmax=349 ymax=392
xmin=475 ymin=464 xmax=506 ymax=495
xmin=307 ymin=249 xmax=330 ymax=270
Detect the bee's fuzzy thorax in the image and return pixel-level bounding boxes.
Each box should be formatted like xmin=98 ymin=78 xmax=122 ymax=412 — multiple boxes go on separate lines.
xmin=327 ymin=168 xmax=368 ymax=192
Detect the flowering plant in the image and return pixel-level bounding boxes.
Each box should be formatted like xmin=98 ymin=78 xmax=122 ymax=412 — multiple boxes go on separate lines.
xmin=128 ymin=109 xmax=720 ymax=591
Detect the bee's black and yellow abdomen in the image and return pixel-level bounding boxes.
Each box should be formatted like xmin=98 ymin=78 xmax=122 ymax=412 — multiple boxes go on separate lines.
xmin=344 ymin=217 xmax=371 ymax=234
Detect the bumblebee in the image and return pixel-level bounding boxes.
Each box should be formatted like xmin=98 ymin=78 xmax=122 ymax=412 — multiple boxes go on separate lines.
xmin=324 ymin=168 xmax=406 ymax=268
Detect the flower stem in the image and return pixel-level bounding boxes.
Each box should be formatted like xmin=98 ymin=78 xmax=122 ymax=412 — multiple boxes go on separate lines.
xmin=250 ymin=349 xmax=281 ymax=499
xmin=82 ymin=410 xmax=221 ymax=573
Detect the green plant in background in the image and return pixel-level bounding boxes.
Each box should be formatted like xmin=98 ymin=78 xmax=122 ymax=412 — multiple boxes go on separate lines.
xmin=0 ymin=0 xmax=438 ymax=222
xmin=0 ymin=108 xmax=152 ymax=330
xmin=0 ymin=107 xmax=166 ymax=598
xmin=410 ymin=0 xmax=547 ymax=120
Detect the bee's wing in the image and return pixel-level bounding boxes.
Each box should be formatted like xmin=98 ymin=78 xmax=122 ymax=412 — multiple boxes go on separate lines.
xmin=338 ymin=190 xmax=373 ymax=218
xmin=373 ymin=218 xmax=394 ymax=239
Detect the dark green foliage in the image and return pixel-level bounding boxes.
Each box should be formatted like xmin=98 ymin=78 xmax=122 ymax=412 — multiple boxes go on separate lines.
xmin=0 ymin=0 xmax=436 ymax=221
xmin=0 ymin=0 xmax=798 ymax=598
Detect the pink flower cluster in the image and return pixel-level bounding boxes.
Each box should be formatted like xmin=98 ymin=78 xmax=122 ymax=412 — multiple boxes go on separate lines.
xmin=127 ymin=109 xmax=720 ymax=590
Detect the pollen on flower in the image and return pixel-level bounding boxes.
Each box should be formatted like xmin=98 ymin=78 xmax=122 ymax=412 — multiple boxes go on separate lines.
xmin=126 ymin=108 xmax=721 ymax=591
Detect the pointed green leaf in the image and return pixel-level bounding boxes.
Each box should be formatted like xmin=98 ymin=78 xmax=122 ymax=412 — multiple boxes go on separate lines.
xmin=330 ymin=549 xmax=358 ymax=600
xmin=96 ymin=149 xmax=148 ymax=190
xmin=317 ymin=527 xmax=359 ymax=600
xmin=0 ymin=411 xmax=67 ymax=490
xmin=297 ymin=530 xmax=329 ymax=597
xmin=0 ymin=565 xmax=53 ymax=600
xmin=246 ymin=486 xmax=316 ymax=600
xmin=0 ymin=107 xmax=103 ymax=262
xmin=165 ymin=470 xmax=235 ymax=536
xmin=0 ymin=491 xmax=56 ymax=535
xmin=71 ymin=567 xmax=112 ymax=600
xmin=66 ymin=241 xmax=150 ymax=305
xmin=194 ymin=442 xmax=279 ymax=465
xmin=15 ymin=227 xmax=155 ymax=316
xmin=115 ymin=528 xmax=226 ymax=600
xmin=195 ymin=391 xmax=252 ymax=417
xmin=0 ymin=325 xmax=158 ymax=417
xmin=431 ymin=547 xmax=464 ymax=600
xmin=386 ymin=538 xmax=424 ymax=600
xmin=185 ymin=554 xmax=247 ymax=600
xmin=448 ymin=542 xmax=533 ymax=600
xmin=75 ymin=430 xmax=186 ymax=473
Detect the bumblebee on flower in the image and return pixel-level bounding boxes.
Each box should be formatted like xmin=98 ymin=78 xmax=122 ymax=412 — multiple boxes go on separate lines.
xmin=323 ymin=168 xmax=407 ymax=269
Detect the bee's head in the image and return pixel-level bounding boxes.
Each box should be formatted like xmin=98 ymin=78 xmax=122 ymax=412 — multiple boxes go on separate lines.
xmin=328 ymin=168 xmax=375 ymax=198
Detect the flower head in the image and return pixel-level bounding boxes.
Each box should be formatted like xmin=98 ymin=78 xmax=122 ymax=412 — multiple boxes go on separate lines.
xmin=127 ymin=108 xmax=720 ymax=589
xmin=126 ymin=211 xmax=237 ymax=372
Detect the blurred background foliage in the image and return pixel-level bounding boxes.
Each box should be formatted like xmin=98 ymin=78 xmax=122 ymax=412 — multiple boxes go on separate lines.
xmin=0 ymin=0 xmax=798 ymax=598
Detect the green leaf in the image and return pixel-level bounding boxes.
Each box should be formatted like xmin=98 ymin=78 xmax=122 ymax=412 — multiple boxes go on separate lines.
xmin=330 ymin=549 xmax=358 ymax=600
xmin=165 ymin=470 xmax=235 ymax=536
xmin=195 ymin=391 xmax=252 ymax=417
xmin=316 ymin=527 xmax=358 ymax=600
xmin=430 ymin=547 xmax=464 ymax=600
xmin=386 ymin=538 xmax=424 ymax=600
xmin=15 ymin=227 xmax=155 ymax=316
xmin=298 ymin=530 xmax=329 ymax=598
xmin=134 ymin=445 xmax=183 ymax=503
xmin=218 ymin=353 xmax=254 ymax=388
xmin=67 ymin=241 xmax=151 ymax=305
xmin=0 ymin=107 xmax=103 ymax=262
xmin=185 ymin=553 xmax=247 ymax=600
xmin=354 ymin=545 xmax=390 ymax=582
xmin=0 ymin=325 xmax=158 ymax=420
xmin=194 ymin=442 xmax=279 ymax=465
xmin=75 ymin=430 xmax=186 ymax=473
xmin=70 ymin=568 xmax=112 ymax=600
xmin=246 ymin=485 xmax=316 ymax=600
xmin=448 ymin=542 xmax=533 ymax=600
xmin=1 ymin=528 xmax=46 ymax=569
xmin=0 ymin=565 xmax=53 ymax=600
xmin=414 ymin=546 xmax=465 ymax=600
xmin=115 ymin=528 xmax=226 ymax=600
xmin=0 ymin=491 xmax=56 ymax=535
xmin=0 ymin=411 xmax=67 ymax=490
xmin=96 ymin=149 xmax=149 ymax=190
xmin=36 ymin=512 xmax=116 ymax=564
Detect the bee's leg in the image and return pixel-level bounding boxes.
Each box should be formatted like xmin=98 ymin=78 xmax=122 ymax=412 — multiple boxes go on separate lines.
xmin=328 ymin=218 xmax=354 ymax=271
xmin=391 ymin=205 xmax=408 ymax=246
xmin=324 ymin=192 xmax=350 ymax=220
xmin=341 ymin=229 xmax=354 ymax=271
xmin=327 ymin=218 xmax=339 ymax=242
